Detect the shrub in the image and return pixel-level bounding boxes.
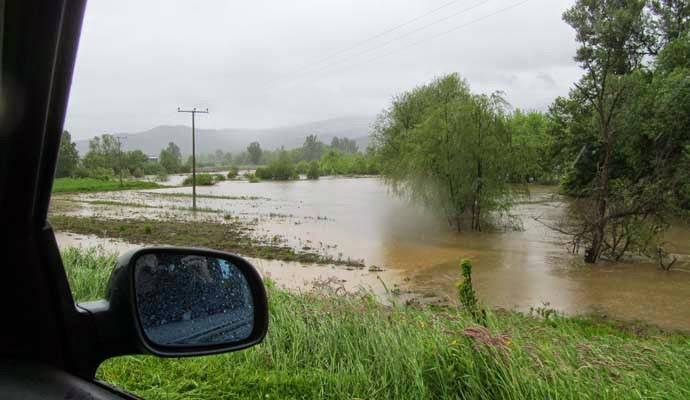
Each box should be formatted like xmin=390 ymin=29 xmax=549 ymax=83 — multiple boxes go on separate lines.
xmin=182 ymin=173 xmax=223 ymax=186
xmin=457 ymin=259 xmax=486 ymax=326
xmin=245 ymin=173 xmax=260 ymax=183
xmin=227 ymin=166 xmax=239 ymax=179
xmin=143 ymin=162 xmax=165 ymax=176
xmin=295 ymin=160 xmax=309 ymax=174
xmin=307 ymin=160 xmax=320 ymax=180
xmin=255 ymin=152 xmax=299 ymax=181
xmin=254 ymin=167 xmax=271 ymax=180
xmin=155 ymin=170 xmax=169 ymax=182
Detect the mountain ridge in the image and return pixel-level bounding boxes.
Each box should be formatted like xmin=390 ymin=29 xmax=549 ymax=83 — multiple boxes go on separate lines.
xmin=74 ymin=116 xmax=375 ymax=156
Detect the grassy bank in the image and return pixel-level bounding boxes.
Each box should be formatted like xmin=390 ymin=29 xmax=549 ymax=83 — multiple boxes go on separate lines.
xmin=52 ymin=178 xmax=163 ymax=193
xmin=51 ymin=214 xmax=364 ymax=267
xmin=63 ymin=247 xmax=690 ymax=399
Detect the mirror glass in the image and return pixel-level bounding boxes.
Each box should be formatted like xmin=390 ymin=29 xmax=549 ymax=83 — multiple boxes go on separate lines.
xmin=134 ymin=253 xmax=254 ymax=347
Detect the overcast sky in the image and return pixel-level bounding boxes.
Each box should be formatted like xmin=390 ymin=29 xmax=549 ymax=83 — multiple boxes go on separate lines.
xmin=64 ymin=0 xmax=581 ymax=140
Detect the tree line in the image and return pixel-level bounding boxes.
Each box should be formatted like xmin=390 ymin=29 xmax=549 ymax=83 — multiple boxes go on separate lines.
xmin=371 ymin=0 xmax=690 ymax=266
xmin=56 ymin=131 xmax=379 ymax=182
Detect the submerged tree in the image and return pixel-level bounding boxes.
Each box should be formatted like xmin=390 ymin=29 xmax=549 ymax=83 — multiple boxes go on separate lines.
xmin=301 ymin=134 xmax=324 ymax=161
xmin=550 ymin=0 xmax=690 ymax=264
xmin=247 ymin=141 xmax=263 ymax=165
xmin=159 ymin=142 xmax=182 ymax=173
xmin=372 ymin=74 xmax=518 ymax=232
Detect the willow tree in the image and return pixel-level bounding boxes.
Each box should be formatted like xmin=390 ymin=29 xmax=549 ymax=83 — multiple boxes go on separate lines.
xmin=372 ymin=74 xmax=517 ymax=232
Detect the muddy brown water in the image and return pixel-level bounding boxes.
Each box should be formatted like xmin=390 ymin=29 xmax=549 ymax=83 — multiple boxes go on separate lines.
xmin=54 ymin=177 xmax=690 ymax=330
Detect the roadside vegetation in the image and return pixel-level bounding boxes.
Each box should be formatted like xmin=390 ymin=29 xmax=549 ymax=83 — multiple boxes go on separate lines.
xmin=62 ymin=249 xmax=690 ymax=399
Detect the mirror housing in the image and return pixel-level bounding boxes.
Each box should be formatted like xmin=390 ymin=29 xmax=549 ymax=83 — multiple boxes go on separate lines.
xmin=75 ymin=247 xmax=268 ymax=373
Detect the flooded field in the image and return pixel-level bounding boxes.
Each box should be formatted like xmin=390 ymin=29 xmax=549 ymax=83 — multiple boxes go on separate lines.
xmin=51 ymin=177 xmax=690 ymax=330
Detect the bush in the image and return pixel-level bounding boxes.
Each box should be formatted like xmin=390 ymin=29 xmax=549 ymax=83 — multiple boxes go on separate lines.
xmin=212 ymin=173 xmax=226 ymax=182
xmin=227 ymin=166 xmax=239 ymax=179
xmin=295 ymin=160 xmax=310 ymax=174
xmin=307 ymin=160 xmax=320 ymax=180
xmin=155 ymin=170 xmax=169 ymax=182
xmin=182 ymin=173 xmax=224 ymax=186
xmin=245 ymin=173 xmax=260 ymax=183
xmin=254 ymin=167 xmax=271 ymax=180
xmin=143 ymin=162 xmax=165 ymax=176
xmin=270 ymin=161 xmax=297 ymax=180
xmin=132 ymin=167 xmax=144 ymax=178
xmin=318 ymin=149 xmax=379 ymax=176
xmin=254 ymin=152 xmax=299 ymax=181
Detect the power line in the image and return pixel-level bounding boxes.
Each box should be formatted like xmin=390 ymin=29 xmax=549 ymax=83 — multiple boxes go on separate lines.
xmin=300 ymin=0 xmax=490 ymax=76
xmin=284 ymin=0 xmax=463 ymax=77
xmin=278 ymin=0 xmax=532 ymax=88
xmin=274 ymin=0 xmax=490 ymax=86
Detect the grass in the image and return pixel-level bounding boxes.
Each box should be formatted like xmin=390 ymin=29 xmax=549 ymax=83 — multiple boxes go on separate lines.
xmin=147 ymin=192 xmax=266 ymax=201
xmin=52 ymin=178 xmax=163 ymax=193
xmin=50 ymin=214 xmax=364 ymax=267
xmin=61 ymin=247 xmax=117 ymax=301
xmin=62 ymin=247 xmax=690 ymax=399
xmin=61 ymin=198 xmax=230 ymax=214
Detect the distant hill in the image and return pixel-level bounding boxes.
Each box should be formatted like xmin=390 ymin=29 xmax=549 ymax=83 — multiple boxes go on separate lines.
xmin=75 ymin=116 xmax=375 ymax=156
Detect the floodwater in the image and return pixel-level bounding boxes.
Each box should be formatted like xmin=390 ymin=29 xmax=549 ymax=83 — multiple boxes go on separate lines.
xmin=53 ymin=177 xmax=690 ymax=330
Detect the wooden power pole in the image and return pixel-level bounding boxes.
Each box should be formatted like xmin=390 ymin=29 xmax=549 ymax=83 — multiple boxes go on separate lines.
xmin=115 ymin=135 xmax=127 ymax=187
xmin=177 ymin=107 xmax=209 ymax=211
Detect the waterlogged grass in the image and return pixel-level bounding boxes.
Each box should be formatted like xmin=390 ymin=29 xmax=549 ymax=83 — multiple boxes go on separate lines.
xmin=65 ymin=199 xmax=159 ymax=209
xmin=51 ymin=214 xmax=363 ymax=267
xmin=52 ymin=178 xmax=163 ymax=193
xmin=63 ymin=198 xmax=229 ymax=214
xmin=147 ymin=192 xmax=266 ymax=201
xmin=61 ymin=248 xmax=690 ymax=399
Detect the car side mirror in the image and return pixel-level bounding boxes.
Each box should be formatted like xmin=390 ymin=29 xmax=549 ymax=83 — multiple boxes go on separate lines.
xmin=75 ymin=247 xmax=268 ymax=372
xmin=128 ymin=248 xmax=267 ymax=354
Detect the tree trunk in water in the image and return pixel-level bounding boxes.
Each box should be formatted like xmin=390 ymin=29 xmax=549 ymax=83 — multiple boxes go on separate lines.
xmin=585 ymin=113 xmax=613 ymax=264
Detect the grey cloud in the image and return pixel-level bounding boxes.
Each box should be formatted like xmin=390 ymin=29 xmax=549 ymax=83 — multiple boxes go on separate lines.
xmin=65 ymin=0 xmax=579 ymax=140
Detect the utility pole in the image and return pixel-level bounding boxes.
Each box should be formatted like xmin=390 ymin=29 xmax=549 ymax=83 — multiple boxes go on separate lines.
xmin=177 ymin=107 xmax=209 ymax=211
xmin=115 ymin=135 xmax=127 ymax=187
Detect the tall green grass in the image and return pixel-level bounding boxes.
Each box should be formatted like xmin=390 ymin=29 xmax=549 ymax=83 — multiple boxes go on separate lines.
xmin=63 ymin=247 xmax=690 ymax=399
xmin=61 ymin=247 xmax=117 ymax=301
